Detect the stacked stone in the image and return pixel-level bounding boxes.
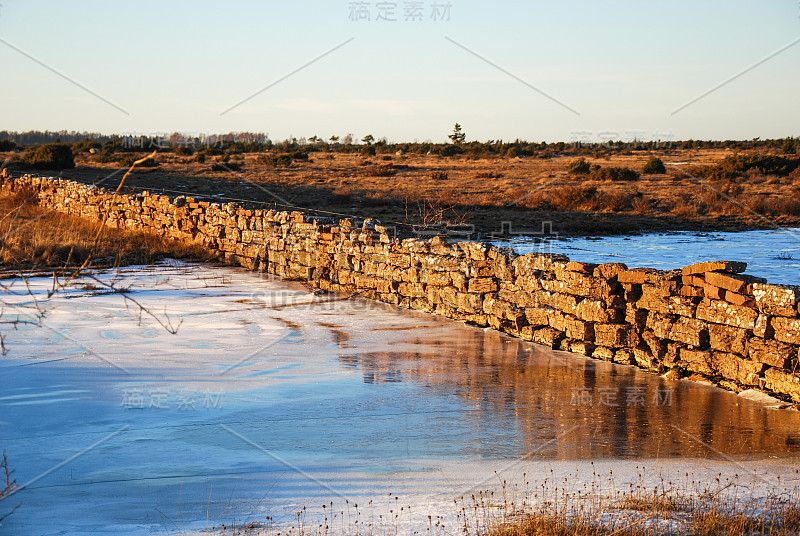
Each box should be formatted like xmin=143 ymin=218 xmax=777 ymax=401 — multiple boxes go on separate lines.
xmin=2 ymin=172 xmax=799 ymax=402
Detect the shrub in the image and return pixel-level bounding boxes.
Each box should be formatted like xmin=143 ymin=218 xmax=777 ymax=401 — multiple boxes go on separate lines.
xmin=0 ymin=139 xmax=16 ymax=151
xmin=362 ymin=164 xmax=396 ymax=177
xmin=20 ymin=143 xmax=75 ymax=170
xmin=431 ymin=171 xmax=449 ymax=180
xmin=590 ymin=166 xmax=639 ymax=181
xmin=360 ymin=145 xmax=376 ymax=156
xmin=642 ymin=156 xmax=666 ymax=174
xmin=72 ymin=139 xmax=101 ymax=154
xmin=568 ymin=158 xmax=591 ymax=175
xmin=695 ymin=154 xmax=800 ymax=181
xmin=551 ymin=185 xmax=599 ymax=210
xmin=439 ymin=145 xmax=463 ymax=157
xmin=290 ymin=151 xmax=309 ymax=161
xmin=506 ymin=147 xmax=519 ymax=158
xmin=261 ymin=154 xmax=293 ymax=167
xmin=211 ymin=162 xmax=241 ymax=172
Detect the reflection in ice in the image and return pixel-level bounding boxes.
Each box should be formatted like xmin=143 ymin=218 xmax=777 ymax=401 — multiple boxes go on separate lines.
xmin=1 ymin=262 xmax=798 ymax=535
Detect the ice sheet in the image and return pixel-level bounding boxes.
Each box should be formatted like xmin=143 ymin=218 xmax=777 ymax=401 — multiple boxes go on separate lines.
xmin=1 ymin=262 xmax=799 ymax=535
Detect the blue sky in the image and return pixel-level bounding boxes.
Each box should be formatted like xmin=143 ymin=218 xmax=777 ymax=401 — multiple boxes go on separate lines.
xmin=1 ymin=1 xmax=798 ymax=143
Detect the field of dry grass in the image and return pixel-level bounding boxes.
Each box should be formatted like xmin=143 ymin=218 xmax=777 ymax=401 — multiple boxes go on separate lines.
xmin=9 ymin=147 xmax=798 ymax=238
xmin=0 ymin=186 xmax=215 ymax=271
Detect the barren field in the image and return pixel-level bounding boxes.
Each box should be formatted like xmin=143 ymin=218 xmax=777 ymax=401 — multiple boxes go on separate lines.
xmin=5 ymin=147 xmax=800 ymax=237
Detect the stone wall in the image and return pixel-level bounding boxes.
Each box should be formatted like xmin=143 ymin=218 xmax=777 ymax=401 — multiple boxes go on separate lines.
xmin=4 ymin=172 xmax=800 ymax=403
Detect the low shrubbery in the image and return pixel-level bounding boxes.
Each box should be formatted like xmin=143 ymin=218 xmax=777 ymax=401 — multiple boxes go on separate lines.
xmin=568 ymin=159 xmax=638 ymax=181
xmin=642 ymin=156 xmax=666 ymax=174
xmin=590 ymin=166 xmax=640 ymax=181
xmin=72 ymin=139 xmax=101 ymax=154
xmin=261 ymin=154 xmax=293 ymax=168
xmin=568 ymin=158 xmax=591 ymax=175
xmin=440 ymin=145 xmax=463 ymax=157
xmin=694 ymin=153 xmax=800 ymax=181
xmin=19 ymin=143 xmax=75 ymax=170
xmin=361 ymin=164 xmax=396 ymax=177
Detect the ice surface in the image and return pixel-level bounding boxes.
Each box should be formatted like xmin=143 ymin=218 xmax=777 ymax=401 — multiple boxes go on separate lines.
xmin=496 ymin=228 xmax=800 ymax=284
xmin=1 ymin=262 xmax=799 ymax=535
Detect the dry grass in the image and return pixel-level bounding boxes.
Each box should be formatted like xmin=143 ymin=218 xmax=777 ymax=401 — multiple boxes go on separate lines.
xmin=0 ymin=187 xmax=216 ymax=271
xmin=13 ymin=147 xmax=798 ymax=237
xmin=480 ymin=472 xmax=800 ymax=536
xmin=204 ymin=470 xmax=800 ymax=536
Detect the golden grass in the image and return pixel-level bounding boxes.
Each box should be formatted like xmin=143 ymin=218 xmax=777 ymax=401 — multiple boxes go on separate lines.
xmin=0 ymin=187 xmax=216 ymax=271
xmin=18 ymin=147 xmax=796 ymax=236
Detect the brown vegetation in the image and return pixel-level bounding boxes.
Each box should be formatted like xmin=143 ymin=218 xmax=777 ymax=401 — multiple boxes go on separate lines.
xmin=5 ymin=147 xmax=799 ymax=237
xmin=205 ymin=472 xmax=800 ymax=535
xmin=0 ymin=187 xmax=215 ymax=271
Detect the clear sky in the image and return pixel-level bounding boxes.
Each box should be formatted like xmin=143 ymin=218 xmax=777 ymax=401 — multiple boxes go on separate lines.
xmin=0 ymin=1 xmax=798 ymax=143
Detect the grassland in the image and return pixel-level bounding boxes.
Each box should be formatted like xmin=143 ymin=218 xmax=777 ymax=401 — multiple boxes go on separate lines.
xmin=6 ymin=147 xmax=798 ymax=238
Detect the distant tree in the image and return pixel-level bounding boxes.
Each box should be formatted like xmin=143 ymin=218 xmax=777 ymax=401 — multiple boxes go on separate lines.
xmin=448 ymin=123 xmax=466 ymax=145
xmin=329 ymin=135 xmax=340 ymax=144
xmin=343 ymin=133 xmax=354 ymax=145
xmin=362 ymin=134 xmax=375 ymax=146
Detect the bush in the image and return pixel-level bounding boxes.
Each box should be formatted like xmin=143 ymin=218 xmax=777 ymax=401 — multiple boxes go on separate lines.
xmin=590 ymin=166 xmax=639 ymax=181
xmin=431 ymin=171 xmax=449 ymax=180
xmin=20 ymin=143 xmax=75 ymax=170
xmin=72 ymin=139 xmax=101 ymax=154
xmin=642 ymin=156 xmax=666 ymax=174
xmin=506 ymin=147 xmax=519 ymax=158
xmin=362 ymin=164 xmax=396 ymax=177
xmin=549 ymin=185 xmax=598 ymax=210
xmin=0 ymin=139 xmax=16 ymax=151
xmin=696 ymin=154 xmax=800 ymax=181
xmin=211 ymin=162 xmax=241 ymax=172
xmin=568 ymin=158 xmax=591 ymax=175
xmin=439 ymin=145 xmax=463 ymax=157
xmin=360 ymin=145 xmax=376 ymax=157
xmin=261 ymin=154 xmax=292 ymax=168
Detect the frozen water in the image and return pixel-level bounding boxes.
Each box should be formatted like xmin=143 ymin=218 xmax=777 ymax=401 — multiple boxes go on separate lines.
xmin=1 ymin=262 xmax=799 ymax=535
xmin=496 ymin=228 xmax=800 ymax=284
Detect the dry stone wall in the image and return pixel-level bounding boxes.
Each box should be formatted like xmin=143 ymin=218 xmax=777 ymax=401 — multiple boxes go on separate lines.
xmin=4 ymin=172 xmax=800 ymax=403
